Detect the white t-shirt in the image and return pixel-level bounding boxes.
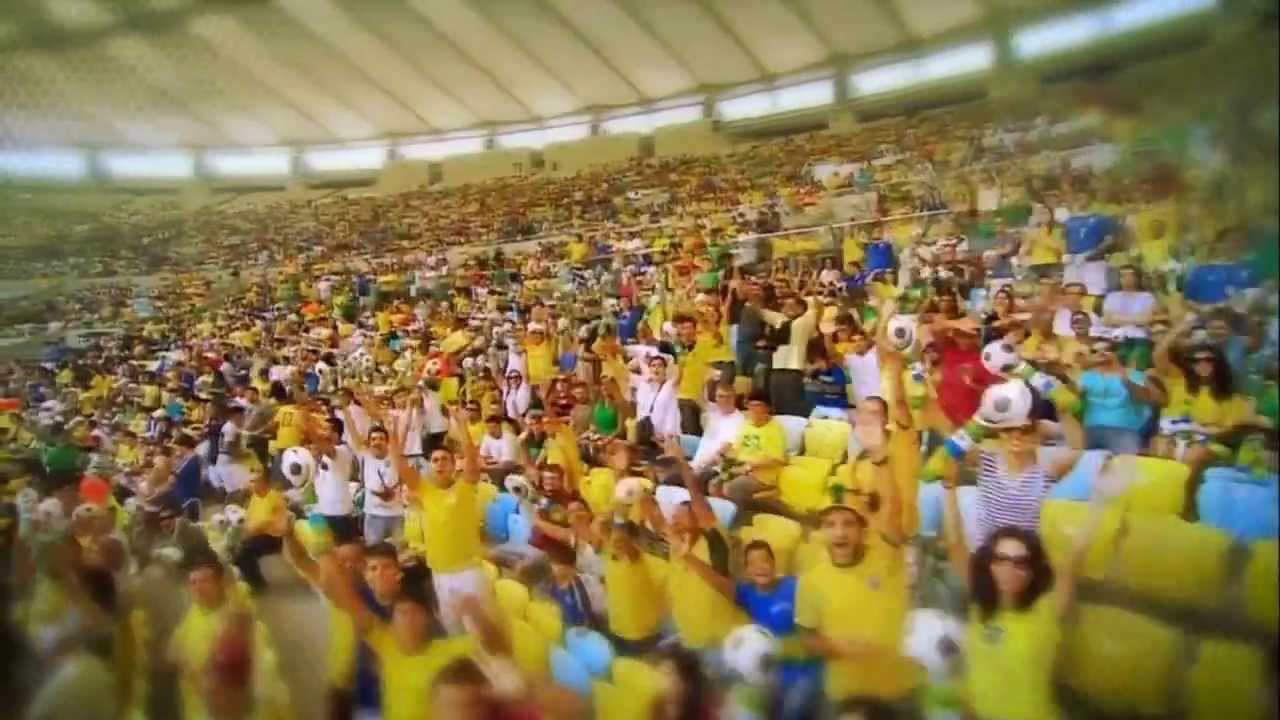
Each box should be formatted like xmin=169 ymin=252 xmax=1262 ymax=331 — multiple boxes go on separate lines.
xmin=314 ymin=445 xmax=355 ymax=516
xmin=1053 ymin=307 xmax=1100 ymax=338
xmin=479 ymin=432 xmax=519 ymax=466
xmin=421 ymin=391 xmax=449 ymax=435
xmin=692 ymin=407 xmax=745 ymax=471
xmin=844 ymin=347 xmax=881 ymax=406
xmin=359 ymin=452 xmax=402 ymax=517
xmin=632 ymin=374 xmax=680 ymax=437
xmin=502 ymin=383 xmax=532 ymax=421
xmin=390 ymin=408 xmax=425 ymax=457
xmin=1101 ymin=291 xmax=1156 ymax=339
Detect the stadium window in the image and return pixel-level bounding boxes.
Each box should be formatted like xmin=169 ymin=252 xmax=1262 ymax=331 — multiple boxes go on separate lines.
xmin=850 ymin=41 xmax=995 ymax=96
xmin=543 ymin=121 xmax=591 ymax=145
xmin=99 ymin=149 xmax=195 ymax=179
xmin=0 ymin=148 xmax=89 ymax=180
xmin=398 ymin=135 xmax=486 ymax=161
xmin=716 ymin=90 xmax=773 ymax=122
xmin=203 ymin=147 xmax=291 ymax=177
xmin=495 ymin=127 xmax=548 ymax=150
xmin=301 ymin=143 xmax=388 ymax=172
xmin=600 ymin=104 xmax=702 ymax=134
xmin=1011 ymin=0 xmax=1218 ymax=60
xmin=772 ymin=79 xmax=835 ymax=112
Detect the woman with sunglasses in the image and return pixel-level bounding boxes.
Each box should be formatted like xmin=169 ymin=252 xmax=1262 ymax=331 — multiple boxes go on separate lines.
xmin=939 ymin=458 xmax=1104 ymax=720
xmin=1155 ymin=316 xmax=1257 ymax=436
xmin=1068 ymin=338 xmax=1162 ymax=454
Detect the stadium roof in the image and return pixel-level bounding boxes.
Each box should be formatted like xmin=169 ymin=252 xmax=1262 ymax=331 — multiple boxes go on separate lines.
xmin=0 ymin=0 xmax=1090 ymax=149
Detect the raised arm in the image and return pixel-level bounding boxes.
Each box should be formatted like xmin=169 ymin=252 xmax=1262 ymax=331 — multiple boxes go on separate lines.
xmin=940 ymin=461 xmax=971 ymax=590
xmin=450 ymin=407 xmax=481 ymax=483
xmin=672 ymin=534 xmax=736 ymax=602
xmin=662 ymin=434 xmax=716 ymax=530
xmin=1056 ymin=500 xmax=1105 ymax=618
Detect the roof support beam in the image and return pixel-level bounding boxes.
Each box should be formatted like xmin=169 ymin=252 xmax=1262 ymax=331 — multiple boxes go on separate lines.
xmin=875 ymin=0 xmax=917 ymax=44
xmin=352 ymin=15 xmax=488 ymax=125
xmin=403 ymin=6 xmax=538 ymax=120
xmin=466 ymin=1 xmax=581 ymax=109
xmin=779 ymin=0 xmax=834 ymax=60
xmin=538 ymin=0 xmax=646 ymax=101
xmin=611 ymin=0 xmax=701 ymax=86
xmin=697 ymin=0 xmax=769 ymax=77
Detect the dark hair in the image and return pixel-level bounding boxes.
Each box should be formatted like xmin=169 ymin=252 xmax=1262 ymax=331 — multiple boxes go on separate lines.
xmin=185 ymin=552 xmax=226 ymax=578
xmin=365 ymin=542 xmax=399 ymax=563
xmin=433 ymin=657 xmax=490 ymax=691
xmin=396 ymin=583 xmax=434 ymax=613
xmin=367 ymin=425 xmax=389 ymax=441
xmin=328 ymin=417 xmax=345 ymax=437
xmin=655 ymin=645 xmax=712 ymax=720
xmin=1116 ymin=264 xmax=1144 ymax=289
xmin=742 ymin=539 xmax=775 ymax=563
xmin=270 ymin=382 xmax=289 ymax=402
xmin=862 ymin=395 xmax=889 ymax=416
xmin=77 ymin=567 xmax=117 ymax=615
xmin=969 ymin=526 xmax=1053 ymax=623
xmin=745 ymin=390 xmax=770 ymax=407
xmin=173 ymin=433 xmax=197 ymax=449
xmin=485 ymin=414 xmax=504 ymax=424
xmin=673 ymin=313 xmax=697 ymax=327
xmin=1182 ymin=345 xmax=1235 ymax=401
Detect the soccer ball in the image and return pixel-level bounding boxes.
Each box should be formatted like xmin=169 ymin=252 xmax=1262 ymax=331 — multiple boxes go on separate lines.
xmin=223 ymin=505 xmax=247 ymax=528
xmin=504 ymin=474 xmax=533 ymax=498
xmin=461 ymin=356 xmax=476 ymax=373
xmin=975 ymin=380 xmax=1034 ymax=429
xmin=722 ymin=624 xmax=779 ymax=686
xmin=282 ymin=447 xmax=316 ymax=488
xmin=209 ymin=511 xmax=230 ymax=534
xmin=980 ymin=340 xmax=1023 ymax=377
xmin=902 ymin=608 xmax=965 ymax=682
xmin=886 ymin=314 xmax=918 ymax=352
xmin=613 ymin=476 xmax=648 ymax=506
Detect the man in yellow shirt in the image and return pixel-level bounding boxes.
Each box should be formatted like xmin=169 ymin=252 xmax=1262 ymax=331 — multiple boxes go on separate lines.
xmin=394 ymin=407 xmax=492 ymax=634
xmin=673 ymin=314 xmax=715 ymax=435
xmin=719 ymin=391 xmax=792 ymax=518
xmin=232 ymin=472 xmax=287 ymax=592
xmin=796 ymin=488 xmax=919 ymax=715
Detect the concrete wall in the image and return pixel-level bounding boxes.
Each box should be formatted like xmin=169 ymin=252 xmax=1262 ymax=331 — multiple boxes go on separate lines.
xmin=544 ymin=133 xmax=642 ymax=175
xmin=654 ymin=119 xmax=731 ymax=157
xmin=439 ymin=148 xmax=534 ymax=186
xmin=377 ymin=159 xmax=432 ymax=193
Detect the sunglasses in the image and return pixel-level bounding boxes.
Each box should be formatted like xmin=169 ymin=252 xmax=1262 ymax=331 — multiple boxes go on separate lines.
xmin=1192 ymin=356 xmax=1215 ymax=364
xmin=992 ymin=552 xmax=1032 ymax=570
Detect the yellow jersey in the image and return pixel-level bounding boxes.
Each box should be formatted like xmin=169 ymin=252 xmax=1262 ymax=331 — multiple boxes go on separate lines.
xmin=366 ymin=627 xmax=477 ymax=720
xmin=246 ymin=490 xmax=287 ymax=537
xmin=1165 ymin=378 xmax=1252 ymax=431
xmin=525 ymin=341 xmax=555 ymax=386
xmin=417 ymin=479 xmax=483 ymax=573
xmin=668 ymin=530 xmax=745 ymax=649
xmin=273 ymin=403 xmax=306 ymax=450
xmin=604 ymin=551 xmax=666 ymax=641
xmin=966 ymin=593 xmax=1062 ymax=720
xmin=733 ymin=419 xmax=787 ymax=486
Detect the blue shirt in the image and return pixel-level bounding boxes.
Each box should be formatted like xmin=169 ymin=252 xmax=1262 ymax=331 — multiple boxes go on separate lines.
xmin=1078 ymin=369 xmax=1150 ymax=431
xmin=734 ymin=577 xmax=821 ymax=687
xmin=618 ymin=307 xmax=645 ymax=342
xmin=805 ymin=366 xmax=849 ymax=409
xmin=173 ymin=454 xmax=202 ymax=503
xmin=548 ymin=577 xmax=593 ymax=629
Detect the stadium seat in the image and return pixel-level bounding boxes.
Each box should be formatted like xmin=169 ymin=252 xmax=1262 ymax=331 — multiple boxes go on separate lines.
xmin=609 ymin=657 xmax=664 ymax=720
xmin=793 ymin=536 xmax=829 ymax=574
xmin=1123 ymin=456 xmax=1191 ymax=515
xmin=485 ymin=493 xmax=520 ymax=543
xmin=1059 ymin=605 xmax=1183 ymax=718
xmin=528 ymin=599 xmax=564 ymax=644
xmin=475 ymin=481 xmax=498 ymax=514
xmin=802 ymin=418 xmax=851 ymax=463
xmin=708 ymin=497 xmax=738 ymax=529
xmin=1243 ymin=540 xmax=1278 ymax=633
xmin=1184 ymin=638 xmax=1269 ymax=720
xmin=1110 ymin=515 xmax=1232 ymax=609
xmin=916 ymin=484 xmax=980 ymax=549
xmin=510 ymin=618 xmax=550 ymax=678
xmin=550 ymin=647 xmax=592 ymax=695
xmin=775 ymin=415 xmax=808 ymax=455
xmin=565 ymin=627 xmax=613 ymax=676
xmin=1039 ymin=499 xmax=1124 ymax=580
xmin=778 ymin=462 xmax=830 ymax=514
xmin=740 ymin=513 xmax=805 ymax=571
xmin=494 ymin=578 xmax=530 ymax=620
xmin=1047 ymin=450 xmax=1111 ymax=501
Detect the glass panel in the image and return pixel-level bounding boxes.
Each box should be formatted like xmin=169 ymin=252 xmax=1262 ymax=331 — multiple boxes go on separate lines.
xmin=717 ymin=90 xmax=774 ymax=121
xmin=398 ymin=136 xmax=486 ymax=161
xmin=203 ymin=147 xmax=291 ymax=176
xmin=302 ymin=144 xmax=387 ymax=172
xmin=773 ymin=78 xmax=835 ymax=111
xmin=100 ymin=149 xmax=195 ymax=178
xmin=0 ymin=148 xmax=89 ymax=180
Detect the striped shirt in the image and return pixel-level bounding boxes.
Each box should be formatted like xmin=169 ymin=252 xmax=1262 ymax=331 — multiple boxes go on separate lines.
xmin=976 ymin=451 xmax=1053 ymax=545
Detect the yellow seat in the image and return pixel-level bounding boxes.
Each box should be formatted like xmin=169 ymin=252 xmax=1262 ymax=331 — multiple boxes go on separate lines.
xmin=778 ymin=463 xmax=830 ymax=514
xmin=802 ymin=419 xmax=851 ymax=463
xmin=581 ymin=468 xmax=616 ymax=516
xmin=1110 ymin=515 xmax=1231 ymax=609
xmin=511 ymin=618 xmax=550 ymax=678
xmin=528 ymin=599 xmax=564 ymax=645
xmin=1243 ymin=539 xmax=1278 ymax=633
xmin=494 ymin=578 xmax=530 ymax=620
xmin=1122 ymin=457 xmax=1191 ymax=515
xmin=831 ymin=462 xmax=853 ymax=487
xmin=1059 ymin=605 xmax=1183 ymax=718
xmin=1184 ymin=638 xmax=1268 ymax=720
xmin=481 ymin=560 xmax=499 ymax=584
xmin=741 ymin=514 xmax=805 ymax=573
xmin=753 ymin=513 xmax=804 ymax=545
xmin=1039 ymin=500 xmax=1123 ymax=580
xmin=592 ymin=680 xmax=624 ymax=720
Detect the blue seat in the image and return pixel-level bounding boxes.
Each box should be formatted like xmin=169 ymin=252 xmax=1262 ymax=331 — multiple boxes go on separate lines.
xmin=550 ymin=646 xmax=593 ymax=694
xmin=565 ymin=627 xmax=614 ymax=676
xmin=485 ymin=493 xmax=519 ymax=543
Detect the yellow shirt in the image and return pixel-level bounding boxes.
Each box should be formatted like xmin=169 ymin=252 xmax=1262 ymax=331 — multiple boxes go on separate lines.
xmin=1130 ymin=204 xmax=1177 ymax=271
xmin=668 ymin=530 xmax=745 ymax=649
xmin=525 ymin=341 xmax=555 ymax=385
xmin=366 ymin=627 xmax=477 ymax=720
xmin=115 ymin=443 xmax=140 ymax=469
xmin=140 ymin=384 xmax=161 ymax=409
xmin=247 ymin=489 xmax=287 ymax=536
xmin=170 ymin=604 xmax=227 ymax=720
xmin=1166 ymin=379 xmax=1252 ymax=431
xmin=417 ymin=479 xmax=483 ymax=573
xmin=568 ymin=240 xmax=590 ymax=263
xmin=604 ymin=551 xmax=666 ymax=641
xmin=273 ymin=403 xmax=306 ymax=450
xmin=676 ymin=342 xmax=715 ymax=401
xmin=1026 ymin=225 xmax=1064 ymax=266
xmin=326 ymin=603 xmax=358 ymax=687
xmin=795 ymin=549 xmax=919 ymax=701
xmin=966 ymin=594 xmax=1062 ymax=720
xmin=733 ymin=419 xmax=787 ymax=486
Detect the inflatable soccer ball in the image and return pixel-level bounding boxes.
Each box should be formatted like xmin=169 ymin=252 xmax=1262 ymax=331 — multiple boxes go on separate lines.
xmin=504 ymin=474 xmax=533 ymax=498
xmin=461 ymin=356 xmax=476 ymax=373
xmin=722 ymin=624 xmax=779 ymax=686
xmin=902 ymin=608 xmax=965 ymax=683
xmin=223 ymin=505 xmax=247 ymax=528
xmin=975 ymin=380 xmax=1034 ymax=429
xmin=209 ymin=511 xmax=230 ymax=534
xmin=886 ymin=314 xmax=919 ymax=353
xmin=282 ymin=447 xmax=316 ymax=488
xmin=981 ymin=339 xmax=1022 ymax=377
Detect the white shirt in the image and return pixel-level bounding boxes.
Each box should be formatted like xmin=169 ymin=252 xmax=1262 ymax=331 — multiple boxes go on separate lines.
xmin=314 ymin=445 xmax=355 ymax=516
xmin=761 ymin=301 xmax=819 ymax=371
xmin=479 ymin=431 xmax=519 ymax=465
xmin=390 ymin=408 xmax=424 ymax=457
xmin=844 ymin=347 xmax=882 ymax=406
xmin=632 ymin=374 xmax=680 ymax=437
xmin=1101 ymin=291 xmax=1156 ymax=339
xmin=692 ymin=407 xmax=745 ymax=471
xmin=342 ymin=403 xmax=371 ymax=447
xmin=421 ymin=390 xmax=449 ymax=434
xmin=502 ymin=382 xmax=531 ymax=421
xmin=1053 ymin=307 xmax=1100 ymax=338
xmin=360 ymin=451 xmax=402 ymax=517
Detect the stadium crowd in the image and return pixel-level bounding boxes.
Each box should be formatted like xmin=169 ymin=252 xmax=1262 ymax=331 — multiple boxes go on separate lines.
xmin=1 ymin=101 xmax=1278 ymax=720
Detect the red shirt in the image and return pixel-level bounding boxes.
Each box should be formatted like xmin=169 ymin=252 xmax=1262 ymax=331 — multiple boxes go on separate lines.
xmin=936 ymin=337 xmax=999 ymax=426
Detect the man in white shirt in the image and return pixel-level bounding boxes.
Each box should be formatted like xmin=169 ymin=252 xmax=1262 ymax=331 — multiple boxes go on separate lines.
xmin=310 ymin=416 xmax=357 ymax=542
xmin=842 ymin=325 xmax=882 ymax=407
xmin=478 ymin=414 xmax=520 ymax=482
xmin=759 ymin=294 xmax=822 ymax=416
xmin=341 ymin=407 xmax=403 ymax=545
xmin=1053 ymin=282 xmax=1101 ymax=337
xmin=631 ymin=354 xmax=681 ymax=445
xmin=500 ymin=369 xmax=532 ymax=426
xmin=420 ymin=381 xmax=450 ymax=452
xmin=692 ymin=383 xmax=746 ymax=472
